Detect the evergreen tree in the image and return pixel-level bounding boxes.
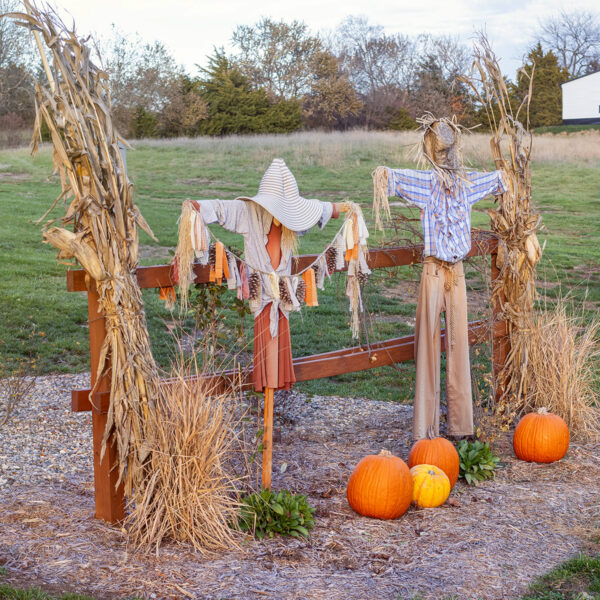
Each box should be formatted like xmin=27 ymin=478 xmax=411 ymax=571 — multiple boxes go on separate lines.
xmin=196 ymin=50 xmax=301 ymax=135
xmin=512 ymin=44 xmax=569 ymax=128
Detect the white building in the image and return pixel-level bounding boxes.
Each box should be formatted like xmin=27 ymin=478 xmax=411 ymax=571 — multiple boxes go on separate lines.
xmin=561 ymin=71 xmax=600 ymax=125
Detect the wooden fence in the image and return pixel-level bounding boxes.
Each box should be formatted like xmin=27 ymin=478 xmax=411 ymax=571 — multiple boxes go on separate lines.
xmin=67 ymin=231 xmax=507 ymax=523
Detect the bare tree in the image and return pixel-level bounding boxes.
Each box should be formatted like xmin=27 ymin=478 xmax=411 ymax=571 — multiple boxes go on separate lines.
xmin=0 ymin=0 xmax=36 ymax=128
xmin=332 ymin=16 xmax=413 ymax=96
xmin=232 ymin=17 xmax=322 ymax=100
xmin=409 ymin=34 xmax=475 ymax=123
xmin=99 ymin=25 xmax=188 ymax=137
xmin=329 ymin=15 xmax=413 ymax=127
xmin=537 ymin=10 xmax=600 ymax=77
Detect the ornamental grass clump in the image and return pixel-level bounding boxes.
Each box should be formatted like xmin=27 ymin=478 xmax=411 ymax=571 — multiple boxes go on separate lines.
xmin=520 ymin=298 xmax=600 ymax=440
xmin=126 ymin=353 xmax=251 ymax=554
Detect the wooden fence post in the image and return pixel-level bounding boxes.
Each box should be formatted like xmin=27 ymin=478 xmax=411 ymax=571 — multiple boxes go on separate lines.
xmin=87 ymin=278 xmax=125 ymax=523
xmin=491 ymin=248 xmax=510 ymax=403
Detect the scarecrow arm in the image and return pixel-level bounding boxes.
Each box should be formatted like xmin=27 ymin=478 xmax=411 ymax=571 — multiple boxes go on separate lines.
xmin=382 ymin=167 xmax=432 ymax=208
xmin=464 ymin=170 xmax=508 ymax=205
xmin=193 ymin=199 xmax=249 ymax=236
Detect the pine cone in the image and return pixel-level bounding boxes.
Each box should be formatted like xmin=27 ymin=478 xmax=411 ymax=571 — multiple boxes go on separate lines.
xmin=248 ymin=273 xmax=261 ymax=301
xmin=326 ymin=246 xmax=337 ymax=274
xmin=279 ymin=277 xmax=292 ymax=304
xmin=313 ymin=264 xmax=320 ymax=281
xmin=296 ymin=279 xmax=306 ymax=304
xmin=208 ymin=243 xmax=216 ymax=267
xmin=357 ymin=270 xmax=370 ymax=286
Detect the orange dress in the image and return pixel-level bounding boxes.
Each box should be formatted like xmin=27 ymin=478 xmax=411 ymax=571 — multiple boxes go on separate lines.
xmin=252 ymin=222 xmax=296 ymax=392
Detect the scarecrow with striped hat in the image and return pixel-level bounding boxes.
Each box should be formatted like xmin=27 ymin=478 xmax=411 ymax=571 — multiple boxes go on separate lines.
xmin=174 ymin=158 xmax=365 ymax=488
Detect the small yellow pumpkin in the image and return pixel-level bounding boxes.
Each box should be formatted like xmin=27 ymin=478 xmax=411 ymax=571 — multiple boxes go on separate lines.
xmin=410 ymin=464 xmax=451 ymax=508
xmin=408 ymin=426 xmax=460 ymax=488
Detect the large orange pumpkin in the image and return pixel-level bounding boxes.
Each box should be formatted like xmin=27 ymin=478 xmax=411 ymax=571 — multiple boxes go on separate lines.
xmin=408 ymin=428 xmax=460 ymax=488
xmin=513 ymin=408 xmax=570 ymax=463
xmin=347 ymin=450 xmax=412 ymax=520
xmin=410 ymin=464 xmax=451 ymax=508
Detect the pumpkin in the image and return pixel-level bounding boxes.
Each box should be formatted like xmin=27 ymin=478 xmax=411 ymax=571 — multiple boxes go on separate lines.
xmin=410 ymin=464 xmax=451 ymax=508
xmin=513 ymin=408 xmax=570 ymax=463
xmin=347 ymin=450 xmax=412 ymax=520
xmin=408 ymin=427 xmax=460 ymax=488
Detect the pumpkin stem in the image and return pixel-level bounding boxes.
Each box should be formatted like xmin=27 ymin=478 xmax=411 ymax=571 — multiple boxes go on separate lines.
xmin=379 ymin=449 xmax=392 ymax=456
xmin=426 ymin=425 xmax=437 ymax=440
xmin=537 ymin=407 xmax=549 ymax=415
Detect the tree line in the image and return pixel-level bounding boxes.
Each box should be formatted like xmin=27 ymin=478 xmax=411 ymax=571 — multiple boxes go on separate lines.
xmin=1 ymin=3 xmax=599 ymax=143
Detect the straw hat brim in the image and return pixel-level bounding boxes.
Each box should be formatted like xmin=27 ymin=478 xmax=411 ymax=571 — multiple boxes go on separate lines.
xmin=237 ymin=193 xmax=323 ymax=232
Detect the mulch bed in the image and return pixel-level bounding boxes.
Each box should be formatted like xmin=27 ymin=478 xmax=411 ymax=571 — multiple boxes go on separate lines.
xmin=1 ymin=374 xmax=599 ymax=599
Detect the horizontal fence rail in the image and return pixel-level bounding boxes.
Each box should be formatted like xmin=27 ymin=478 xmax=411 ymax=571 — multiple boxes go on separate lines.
xmin=71 ymin=319 xmax=506 ymax=414
xmin=66 ymin=234 xmax=498 ymax=292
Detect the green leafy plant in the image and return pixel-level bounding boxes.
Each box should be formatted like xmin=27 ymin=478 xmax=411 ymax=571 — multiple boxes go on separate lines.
xmin=238 ymin=488 xmax=315 ymax=539
xmin=457 ymin=440 xmax=500 ymax=485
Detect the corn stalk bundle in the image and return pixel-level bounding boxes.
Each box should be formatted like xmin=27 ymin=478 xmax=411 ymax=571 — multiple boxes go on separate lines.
xmin=458 ymin=34 xmax=542 ymax=422
xmin=11 ymin=1 xmax=160 ymax=497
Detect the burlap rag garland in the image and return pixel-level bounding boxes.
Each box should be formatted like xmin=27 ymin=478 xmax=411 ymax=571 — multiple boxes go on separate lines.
xmin=171 ymin=201 xmax=371 ymax=339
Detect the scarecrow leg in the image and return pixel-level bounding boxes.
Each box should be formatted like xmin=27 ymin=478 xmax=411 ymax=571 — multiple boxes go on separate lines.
xmin=261 ymin=387 xmax=274 ymax=489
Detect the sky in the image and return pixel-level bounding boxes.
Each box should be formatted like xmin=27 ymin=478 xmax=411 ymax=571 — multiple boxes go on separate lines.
xmin=52 ymin=0 xmax=600 ymax=80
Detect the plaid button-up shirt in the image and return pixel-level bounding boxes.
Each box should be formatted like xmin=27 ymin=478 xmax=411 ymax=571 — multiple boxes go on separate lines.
xmin=386 ymin=168 xmax=507 ymax=263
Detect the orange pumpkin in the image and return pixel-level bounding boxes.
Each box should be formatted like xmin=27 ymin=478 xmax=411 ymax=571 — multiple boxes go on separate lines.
xmin=410 ymin=464 xmax=451 ymax=508
xmin=513 ymin=408 xmax=570 ymax=463
xmin=408 ymin=428 xmax=460 ymax=488
xmin=347 ymin=450 xmax=412 ymax=520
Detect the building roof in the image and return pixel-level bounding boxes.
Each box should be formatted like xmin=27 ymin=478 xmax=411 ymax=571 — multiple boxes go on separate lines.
xmin=561 ymin=70 xmax=600 ymax=87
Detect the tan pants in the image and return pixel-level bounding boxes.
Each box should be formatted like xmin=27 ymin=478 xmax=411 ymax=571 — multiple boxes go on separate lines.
xmin=413 ymin=258 xmax=473 ymax=440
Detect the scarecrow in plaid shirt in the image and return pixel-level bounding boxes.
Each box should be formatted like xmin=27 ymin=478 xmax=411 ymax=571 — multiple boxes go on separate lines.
xmin=373 ymin=115 xmax=507 ymax=440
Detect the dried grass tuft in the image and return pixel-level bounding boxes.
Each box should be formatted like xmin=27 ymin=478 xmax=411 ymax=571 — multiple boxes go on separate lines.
xmin=521 ymin=298 xmax=600 ymax=440
xmin=126 ymin=350 xmax=251 ymax=554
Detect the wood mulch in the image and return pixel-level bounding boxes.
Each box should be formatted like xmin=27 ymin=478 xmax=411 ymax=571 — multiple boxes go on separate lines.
xmin=1 ymin=374 xmax=599 ymax=599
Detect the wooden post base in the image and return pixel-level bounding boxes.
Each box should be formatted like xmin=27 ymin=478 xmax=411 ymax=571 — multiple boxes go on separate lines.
xmin=261 ymin=387 xmax=274 ymax=490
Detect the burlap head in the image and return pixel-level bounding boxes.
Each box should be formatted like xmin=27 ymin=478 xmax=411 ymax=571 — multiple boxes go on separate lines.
xmin=417 ymin=113 xmax=464 ymax=174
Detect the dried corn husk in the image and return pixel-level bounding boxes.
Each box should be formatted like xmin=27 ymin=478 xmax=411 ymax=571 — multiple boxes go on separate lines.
xmin=459 ymin=34 xmax=542 ymax=423
xmin=372 ymin=166 xmax=390 ymax=232
xmin=525 ymin=233 xmax=541 ymax=266
xmin=13 ymin=1 xmax=160 ymax=503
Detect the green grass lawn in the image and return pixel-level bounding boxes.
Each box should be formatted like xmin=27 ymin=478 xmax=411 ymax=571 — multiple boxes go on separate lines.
xmin=521 ymin=554 xmax=600 ymax=599
xmin=0 ymin=134 xmax=598 ymax=401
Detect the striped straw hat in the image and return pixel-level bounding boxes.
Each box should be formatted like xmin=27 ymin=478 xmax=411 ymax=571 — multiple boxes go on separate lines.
xmin=237 ymin=158 xmax=323 ymax=231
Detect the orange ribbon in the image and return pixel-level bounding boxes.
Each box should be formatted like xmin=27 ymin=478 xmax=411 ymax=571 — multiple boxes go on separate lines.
xmin=344 ymin=214 xmax=359 ymax=261
xmin=302 ymin=268 xmax=318 ymax=307
xmin=158 ymin=286 xmax=176 ymax=304
xmin=215 ymin=241 xmax=224 ymax=283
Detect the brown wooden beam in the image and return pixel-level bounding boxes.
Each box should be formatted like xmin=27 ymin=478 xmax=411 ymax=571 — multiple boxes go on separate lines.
xmin=66 ymin=235 xmax=498 ymax=292
xmin=72 ymin=318 xmax=503 ymax=414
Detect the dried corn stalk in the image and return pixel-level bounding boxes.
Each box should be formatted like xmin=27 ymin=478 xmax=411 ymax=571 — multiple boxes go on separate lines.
xmin=459 ymin=34 xmax=542 ymax=423
xmin=11 ymin=1 xmax=160 ymax=498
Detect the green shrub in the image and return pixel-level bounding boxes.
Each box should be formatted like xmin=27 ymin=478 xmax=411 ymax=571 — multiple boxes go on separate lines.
xmin=238 ymin=488 xmax=315 ymax=539
xmin=457 ymin=439 xmax=500 ymax=485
